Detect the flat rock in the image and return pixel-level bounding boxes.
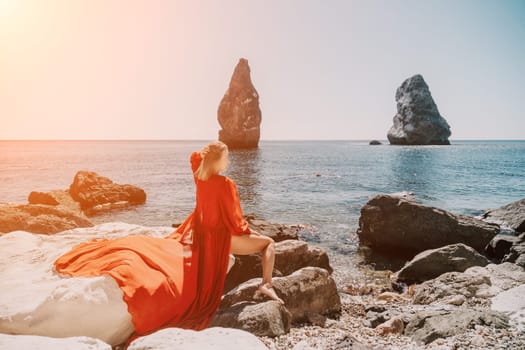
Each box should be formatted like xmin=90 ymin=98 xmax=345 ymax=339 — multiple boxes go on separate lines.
xmin=404 ymin=308 xmax=509 ymax=344
xmin=387 ymin=74 xmax=451 ymax=145
xmin=127 ymin=327 xmax=269 ymax=350
xmin=356 ymin=194 xmax=500 ymax=258
xmin=0 ymin=203 xmax=93 ymax=234
xmin=396 ymin=243 xmax=490 ymax=284
xmin=412 ymin=262 xmax=525 ymax=306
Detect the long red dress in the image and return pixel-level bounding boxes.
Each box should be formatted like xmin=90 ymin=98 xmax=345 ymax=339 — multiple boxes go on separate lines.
xmin=53 ymin=151 xmax=252 ymax=345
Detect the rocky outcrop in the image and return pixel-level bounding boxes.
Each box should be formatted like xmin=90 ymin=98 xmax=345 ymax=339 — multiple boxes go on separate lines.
xmin=481 ymin=197 xmax=525 ymax=232
xmin=356 ymin=194 xmax=500 ymax=258
xmin=69 ymin=170 xmax=146 ymax=214
xmin=412 ymin=262 xmax=525 ymax=306
xmin=0 ymin=203 xmax=93 ymax=234
xmin=217 ymin=58 xmax=262 ymax=149
xmin=217 ymin=267 xmax=341 ymax=334
xmin=387 ymin=74 xmax=451 ymax=145
xmin=396 ymin=243 xmax=490 ymax=284
xmin=404 ymin=308 xmax=509 ymax=345
xmin=127 ymin=327 xmax=269 ymax=350
xmin=224 ymin=239 xmax=332 ymax=292
xmin=210 ymin=301 xmax=291 ymax=337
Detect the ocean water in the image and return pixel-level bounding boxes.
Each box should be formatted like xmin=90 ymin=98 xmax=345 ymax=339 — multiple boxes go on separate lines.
xmin=1 ymin=140 xmax=524 ymax=269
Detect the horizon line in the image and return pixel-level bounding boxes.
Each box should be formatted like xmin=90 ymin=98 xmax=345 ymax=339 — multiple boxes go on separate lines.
xmin=1 ymin=138 xmax=524 ymax=142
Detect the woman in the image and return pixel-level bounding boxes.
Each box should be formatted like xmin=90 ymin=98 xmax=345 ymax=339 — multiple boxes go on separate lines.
xmin=54 ymin=140 xmax=283 ymax=345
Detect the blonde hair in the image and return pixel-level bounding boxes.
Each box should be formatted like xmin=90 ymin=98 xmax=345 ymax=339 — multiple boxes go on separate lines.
xmin=194 ymin=141 xmax=228 ymax=181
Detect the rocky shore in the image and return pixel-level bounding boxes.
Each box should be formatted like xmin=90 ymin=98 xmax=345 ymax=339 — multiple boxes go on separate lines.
xmin=1 ymin=172 xmax=524 ymax=349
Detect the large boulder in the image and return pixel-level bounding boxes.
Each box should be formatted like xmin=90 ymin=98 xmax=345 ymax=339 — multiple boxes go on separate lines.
xmin=224 ymin=239 xmax=332 ymax=292
xmin=412 ymin=262 xmax=525 ymax=306
xmin=220 ymin=267 xmax=341 ymax=324
xmin=356 ymin=194 xmax=500 ymax=258
xmin=210 ymin=300 xmax=291 ymax=337
xmin=217 ymin=58 xmax=262 ymax=149
xmin=127 ymin=327 xmax=269 ymax=350
xmin=481 ymin=197 xmax=525 ymax=232
xmin=387 ymin=74 xmax=451 ymax=145
xmin=0 ymin=223 xmax=177 ymax=346
xmin=396 ymin=243 xmax=490 ymax=284
xmin=69 ymin=170 xmax=146 ymax=214
xmin=404 ymin=308 xmax=509 ymax=345
xmin=0 ymin=334 xmax=111 ymax=350
xmin=0 ymin=203 xmax=93 ymax=234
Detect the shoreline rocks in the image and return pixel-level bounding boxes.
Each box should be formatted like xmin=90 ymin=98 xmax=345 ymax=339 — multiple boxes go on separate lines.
xmin=387 ymin=74 xmax=451 ymax=145
xmin=395 ymin=243 xmax=490 ymax=284
xmin=481 ymin=197 xmax=525 ymax=233
xmin=217 ymin=58 xmax=262 ymax=149
xmin=357 ymin=194 xmax=500 ymax=259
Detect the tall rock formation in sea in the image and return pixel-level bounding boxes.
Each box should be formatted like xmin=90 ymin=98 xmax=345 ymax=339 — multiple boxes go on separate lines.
xmin=387 ymin=74 xmax=451 ymax=145
xmin=217 ymin=58 xmax=262 ymax=149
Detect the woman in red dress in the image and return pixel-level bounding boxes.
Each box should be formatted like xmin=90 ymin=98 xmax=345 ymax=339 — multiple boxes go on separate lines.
xmin=53 ymin=140 xmax=283 ymax=344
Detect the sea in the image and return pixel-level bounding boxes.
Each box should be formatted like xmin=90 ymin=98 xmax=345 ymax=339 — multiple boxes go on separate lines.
xmin=1 ymin=140 xmax=524 ymax=271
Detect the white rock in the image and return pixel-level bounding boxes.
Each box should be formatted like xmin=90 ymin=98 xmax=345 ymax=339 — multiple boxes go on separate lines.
xmin=127 ymin=327 xmax=268 ymax=350
xmin=0 ymin=333 xmax=111 ymax=350
xmin=0 ymin=222 xmax=236 ymax=346
xmin=491 ymin=283 xmax=525 ymax=332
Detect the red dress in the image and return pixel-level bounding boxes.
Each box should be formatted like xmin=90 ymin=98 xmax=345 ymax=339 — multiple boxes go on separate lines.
xmin=53 ymin=151 xmax=252 ymax=345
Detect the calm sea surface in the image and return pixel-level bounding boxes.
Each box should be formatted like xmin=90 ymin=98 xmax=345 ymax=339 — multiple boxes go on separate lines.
xmin=1 ymin=140 xmax=524 ymax=269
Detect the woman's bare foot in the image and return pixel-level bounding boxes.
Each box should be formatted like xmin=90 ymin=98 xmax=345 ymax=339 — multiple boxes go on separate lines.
xmin=258 ymin=282 xmax=284 ymax=305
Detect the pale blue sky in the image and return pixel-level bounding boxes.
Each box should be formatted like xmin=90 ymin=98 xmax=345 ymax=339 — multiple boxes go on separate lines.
xmin=1 ymin=0 xmax=524 ymax=140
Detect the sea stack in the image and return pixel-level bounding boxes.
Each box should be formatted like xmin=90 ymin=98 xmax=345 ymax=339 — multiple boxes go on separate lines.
xmin=217 ymin=58 xmax=262 ymax=149
xmin=387 ymin=74 xmax=451 ymax=145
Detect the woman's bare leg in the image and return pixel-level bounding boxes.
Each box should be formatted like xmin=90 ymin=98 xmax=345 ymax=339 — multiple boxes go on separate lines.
xmin=230 ymin=234 xmax=284 ymax=304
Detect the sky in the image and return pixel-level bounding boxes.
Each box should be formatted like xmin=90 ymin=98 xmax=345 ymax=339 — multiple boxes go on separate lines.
xmin=1 ymin=0 xmax=524 ymax=140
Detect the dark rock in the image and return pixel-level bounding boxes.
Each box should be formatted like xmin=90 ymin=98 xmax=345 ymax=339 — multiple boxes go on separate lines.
xmin=387 ymin=74 xmax=451 ymax=145
xmin=69 ymin=171 xmax=146 ymax=214
xmin=369 ymin=140 xmax=382 ymax=145
xmin=485 ymin=234 xmax=521 ymax=262
xmin=220 ymin=267 xmax=341 ymax=323
xmin=404 ymin=308 xmax=509 ymax=344
xmin=502 ymin=232 xmax=525 ymax=268
xmin=0 ymin=203 xmax=93 ymax=234
xmin=224 ymin=239 xmax=332 ymax=292
xmin=396 ymin=243 xmax=490 ymax=284
xmin=211 ymin=300 xmax=291 ymax=337
xmin=481 ymin=198 xmax=525 ymax=232
xmin=217 ymin=58 xmax=262 ymax=149
xmin=356 ymin=194 xmax=500 ymax=258
xmin=28 ymin=191 xmax=59 ymax=205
